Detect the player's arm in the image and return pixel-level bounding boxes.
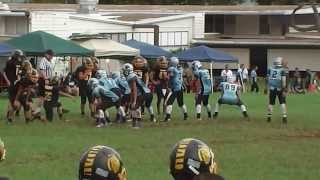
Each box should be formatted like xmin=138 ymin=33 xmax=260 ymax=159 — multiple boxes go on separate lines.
xmin=264 ymin=69 xmax=270 ymax=94
xmin=144 ymin=71 xmax=150 ymax=86
xmin=59 ymin=91 xmax=75 ymax=99
xmin=281 ymin=70 xmax=288 ymax=95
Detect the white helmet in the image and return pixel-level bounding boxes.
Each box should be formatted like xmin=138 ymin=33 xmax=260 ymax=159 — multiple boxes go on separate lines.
xmin=191 ymin=60 xmax=202 ymax=70
xmin=170 ymin=57 xmax=179 ymax=67
xmin=111 ymin=71 xmax=121 ymax=79
xmin=122 ymin=63 xmax=133 ymax=76
xmin=88 ymin=78 xmax=99 ymax=90
xmin=227 ymin=76 xmax=234 ymax=83
xmin=95 ymin=70 xmax=107 ymax=79
xmin=273 ymin=57 xmax=283 ymax=68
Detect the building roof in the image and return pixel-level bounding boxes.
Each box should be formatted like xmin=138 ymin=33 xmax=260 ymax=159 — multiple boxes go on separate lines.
xmin=8 ymin=3 xmax=299 ymax=14
xmin=193 ymin=37 xmax=320 ymax=48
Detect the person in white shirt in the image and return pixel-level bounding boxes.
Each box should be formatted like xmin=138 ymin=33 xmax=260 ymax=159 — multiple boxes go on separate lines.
xmin=221 ymin=64 xmax=233 ymax=82
xmin=237 ymin=64 xmax=248 ymax=91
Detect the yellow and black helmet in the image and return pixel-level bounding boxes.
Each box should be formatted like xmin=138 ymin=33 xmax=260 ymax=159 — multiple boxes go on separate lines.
xmin=156 ymin=56 xmax=168 ymax=69
xmin=170 ymin=138 xmax=222 ymax=180
xmin=28 ymin=69 xmax=39 ymax=84
xmin=132 ymin=56 xmax=147 ymax=70
xmin=79 ymin=145 xmax=127 ymax=180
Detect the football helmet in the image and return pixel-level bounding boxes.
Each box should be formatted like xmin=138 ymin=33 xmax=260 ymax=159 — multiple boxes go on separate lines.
xmin=88 ymin=78 xmax=99 ymax=90
xmin=170 ymin=138 xmax=220 ymax=180
xmin=226 ymin=76 xmax=234 ymax=83
xmin=273 ymin=57 xmax=283 ymax=68
xmin=122 ymin=63 xmax=133 ymax=76
xmin=79 ymin=145 xmax=127 ymax=180
xmin=29 ymin=69 xmax=39 ymax=84
xmin=96 ymin=70 xmax=107 ymax=79
xmin=170 ymin=57 xmax=179 ymax=67
xmin=132 ymin=56 xmax=146 ymax=70
xmin=157 ymin=56 xmax=169 ymax=69
xmin=191 ymin=61 xmax=202 ymax=71
xmin=0 ymin=138 xmax=6 ymax=161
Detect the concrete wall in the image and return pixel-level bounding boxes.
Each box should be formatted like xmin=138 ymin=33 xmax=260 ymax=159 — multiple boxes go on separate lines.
xmin=268 ymin=49 xmax=320 ymax=71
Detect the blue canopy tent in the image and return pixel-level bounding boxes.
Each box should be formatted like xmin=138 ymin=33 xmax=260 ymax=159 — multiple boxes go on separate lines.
xmin=175 ymin=45 xmax=238 ymax=63
xmin=176 ymin=45 xmax=239 ymax=93
xmin=123 ymin=39 xmax=171 ymax=59
xmin=0 ymin=43 xmax=15 ymax=56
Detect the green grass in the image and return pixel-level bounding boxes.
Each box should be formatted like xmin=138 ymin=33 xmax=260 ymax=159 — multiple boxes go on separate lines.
xmin=0 ymin=93 xmax=320 ymax=180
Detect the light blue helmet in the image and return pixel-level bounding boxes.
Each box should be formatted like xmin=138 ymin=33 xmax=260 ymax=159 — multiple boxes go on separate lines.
xmin=273 ymin=57 xmax=283 ymax=68
xmin=170 ymin=57 xmax=179 ymax=67
xmin=96 ymin=70 xmax=107 ymax=79
xmin=122 ymin=63 xmax=133 ymax=76
xmin=191 ymin=60 xmax=202 ymax=70
xmin=88 ymin=78 xmax=99 ymax=90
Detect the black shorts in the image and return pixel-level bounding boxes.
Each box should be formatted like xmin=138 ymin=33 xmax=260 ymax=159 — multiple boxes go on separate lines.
xmin=17 ymin=92 xmax=32 ymax=110
xmin=38 ymin=78 xmax=45 ymax=97
xmin=8 ymin=84 xmax=16 ymax=104
xmin=144 ymin=93 xmax=153 ymax=107
xmin=79 ymin=86 xmax=93 ymax=104
xmin=165 ymin=90 xmax=184 ymax=107
xmin=269 ymin=89 xmax=286 ymax=105
xmin=195 ymin=94 xmax=210 ymax=106
xmin=121 ymin=94 xmax=130 ymax=106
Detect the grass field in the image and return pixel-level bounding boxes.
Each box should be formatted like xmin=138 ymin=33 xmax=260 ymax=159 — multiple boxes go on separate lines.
xmin=0 ymin=92 xmax=320 ymax=180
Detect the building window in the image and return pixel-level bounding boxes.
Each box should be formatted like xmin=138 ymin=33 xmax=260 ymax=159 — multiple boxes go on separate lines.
xmin=159 ymin=31 xmax=188 ymax=47
xmin=4 ymin=16 xmax=28 ymax=35
xmin=260 ymin=15 xmax=270 ymax=34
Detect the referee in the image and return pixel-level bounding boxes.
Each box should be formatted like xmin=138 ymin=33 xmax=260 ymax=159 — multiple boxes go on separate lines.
xmin=36 ymin=49 xmax=54 ymax=114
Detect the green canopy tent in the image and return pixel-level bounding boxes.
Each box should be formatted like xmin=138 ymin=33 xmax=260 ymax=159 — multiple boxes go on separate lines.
xmin=5 ymin=31 xmax=93 ymax=57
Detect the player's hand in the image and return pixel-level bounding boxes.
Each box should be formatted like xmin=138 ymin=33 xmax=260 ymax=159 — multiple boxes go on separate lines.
xmin=13 ymin=100 xmax=20 ymax=108
xmin=282 ymin=89 xmax=288 ymax=97
xmin=264 ymin=89 xmax=268 ymax=95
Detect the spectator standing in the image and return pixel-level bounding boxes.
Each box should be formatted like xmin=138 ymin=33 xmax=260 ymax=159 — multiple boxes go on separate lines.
xmin=237 ymin=64 xmax=249 ymax=91
xmin=250 ymin=66 xmax=259 ymax=93
xmin=221 ymin=64 xmax=233 ymax=82
xmin=305 ymin=69 xmax=312 ymax=89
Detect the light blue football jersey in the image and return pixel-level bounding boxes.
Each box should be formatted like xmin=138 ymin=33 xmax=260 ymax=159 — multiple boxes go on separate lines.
xmin=92 ymin=85 xmax=119 ymax=103
xmin=127 ymin=73 xmax=150 ymax=95
xmin=220 ymin=82 xmax=239 ymax=104
xmin=168 ymin=66 xmax=183 ymax=92
xmin=194 ymin=68 xmax=212 ymax=95
xmin=267 ymin=68 xmax=285 ymax=91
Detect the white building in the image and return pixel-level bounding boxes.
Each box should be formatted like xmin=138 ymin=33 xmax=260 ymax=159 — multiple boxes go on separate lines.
xmin=1 ymin=3 xmax=320 ymax=74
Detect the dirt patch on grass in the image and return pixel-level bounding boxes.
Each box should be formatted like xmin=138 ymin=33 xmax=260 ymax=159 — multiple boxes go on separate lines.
xmin=282 ymin=129 xmax=320 ymax=139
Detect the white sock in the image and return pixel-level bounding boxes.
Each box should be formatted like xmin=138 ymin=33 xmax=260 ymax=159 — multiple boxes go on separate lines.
xmin=196 ymin=104 xmax=201 ymax=114
xmin=161 ymin=89 xmax=167 ymax=96
xmin=104 ymin=110 xmax=109 ymax=119
xmin=166 ymin=105 xmax=173 ymax=114
xmin=280 ymin=104 xmax=287 ymax=117
xmin=119 ymin=106 xmax=126 ymax=117
xmin=240 ymin=105 xmax=247 ymax=112
xmin=206 ymin=104 xmax=211 ymax=113
xmin=215 ymin=103 xmax=219 ymax=113
xmin=97 ymin=109 xmax=105 ymax=118
xmin=181 ymin=104 xmax=187 ymax=114
xmin=148 ymin=106 xmax=154 ymax=115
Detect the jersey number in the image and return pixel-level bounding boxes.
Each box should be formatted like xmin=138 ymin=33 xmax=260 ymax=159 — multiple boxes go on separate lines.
xmin=225 ymin=84 xmax=236 ymax=91
xmin=271 ymin=71 xmax=278 ymax=79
